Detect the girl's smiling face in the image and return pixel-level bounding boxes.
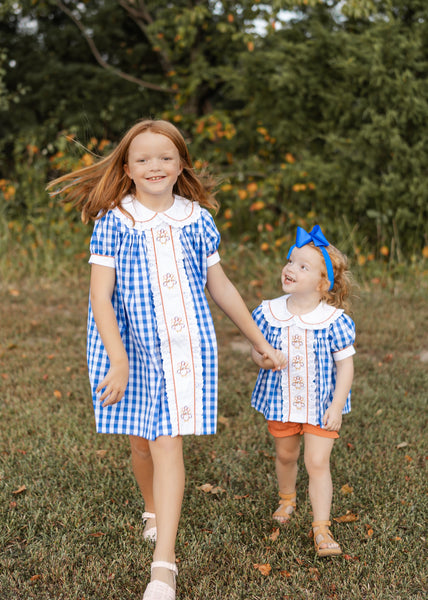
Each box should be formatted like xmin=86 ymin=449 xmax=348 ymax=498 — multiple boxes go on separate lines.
xmin=124 ymin=131 xmax=182 ymax=210
xmin=281 ymin=244 xmax=325 ymax=297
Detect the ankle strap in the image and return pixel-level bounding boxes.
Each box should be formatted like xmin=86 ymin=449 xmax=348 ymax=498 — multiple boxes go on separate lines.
xmin=312 ymin=520 xmax=331 ymax=528
xmin=151 ymin=561 xmax=178 ymax=576
xmin=142 ymin=512 xmax=156 ymax=520
xmin=279 ymin=492 xmax=296 ymax=500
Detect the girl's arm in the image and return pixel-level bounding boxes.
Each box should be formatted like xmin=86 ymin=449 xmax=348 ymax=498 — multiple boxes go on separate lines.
xmin=206 ymin=263 xmax=286 ymax=370
xmin=323 ymin=356 xmax=354 ymax=431
xmin=90 ymin=264 xmax=129 ymax=406
xmin=251 ymin=347 xmax=276 ymax=370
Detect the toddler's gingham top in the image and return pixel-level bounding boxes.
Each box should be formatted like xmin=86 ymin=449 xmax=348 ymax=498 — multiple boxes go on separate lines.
xmin=251 ymin=296 xmax=355 ymax=426
xmin=87 ymin=195 xmax=220 ymax=440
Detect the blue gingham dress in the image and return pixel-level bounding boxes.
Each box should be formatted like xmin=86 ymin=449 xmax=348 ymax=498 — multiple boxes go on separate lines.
xmin=87 ymin=195 xmax=220 ymax=440
xmin=251 ymin=296 xmax=356 ymax=427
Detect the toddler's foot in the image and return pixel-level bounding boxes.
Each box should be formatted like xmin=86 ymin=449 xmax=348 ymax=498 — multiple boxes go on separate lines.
xmin=272 ymin=491 xmax=296 ymax=524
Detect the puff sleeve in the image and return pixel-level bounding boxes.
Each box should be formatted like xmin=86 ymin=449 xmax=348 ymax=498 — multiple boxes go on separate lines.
xmin=88 ymin=211 xmax=119 ymax=268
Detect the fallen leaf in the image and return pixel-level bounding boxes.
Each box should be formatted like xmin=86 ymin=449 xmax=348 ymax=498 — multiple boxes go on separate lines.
xmin=9 ymin=289 xmax=20 ymax=296
xmin=253 ymin=563 xmax=271 ymax=576
xmin=375 ymin=408 xmax=383 ymax=415
xmin=88 ymin=532 xmax=105 ymax=537
xmin=334 ymin=512 xmax=359 ymax=523
xmin=197 ymin=483 xmax=226 ymax=494
xmin=340 ymin=483 xmax=354 ymax=495
xmin=366 ymin=525 xmax=374 ymax=538
xmin=269 ymin=528 xmax=280 ymax=541
xmin=343 ymin=554 xmax=359 ymax=561
xmin=233 ymin=494 xmax=249 ymax=500
xmin=96 ymin=450 xmax=107 ymax=458
xmin=280 ymin=570 xmax=292 ymax=578
xmin=309 ymin=567 xmax=320 ymax=580
xmin=392 ymin=536 xmax=402 ymax=541
xmin=12 ymin=485 xmax=27 ymax=495
xmin=9 ymin=501 xmax=17 ymax=509
xmin=53 ymin=390 xmax=62 ymax=399
xmin=30 ymin=574 xmax=42 ymax=582
xmin=197 ymin=483 xmax=213 ymax=493
xmin=218 ymin=415 xmax=230 ymax=427
xmin=396 ymin=442 xmax=409 ymax=449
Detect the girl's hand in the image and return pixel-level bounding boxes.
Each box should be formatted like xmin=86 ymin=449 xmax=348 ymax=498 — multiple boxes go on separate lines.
xmin=255 ymin=342 xmax=287 ymax=371
xmin=322 ymin=406 xmax=343 ymax=431
xmin=96 ymin=359 xmax=129 ymax=407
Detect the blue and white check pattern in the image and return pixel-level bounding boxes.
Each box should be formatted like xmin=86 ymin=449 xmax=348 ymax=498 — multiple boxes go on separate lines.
xmin=87 ymin=201 xmax=220 ymax=440
xmin=251 ymin=302 xmax=356 ymax=426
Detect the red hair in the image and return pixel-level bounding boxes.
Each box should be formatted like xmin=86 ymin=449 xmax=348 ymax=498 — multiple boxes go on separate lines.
xmin=47 ymin=119 xmax=218 ymax=223
xmin=311 ymin=243 xmax=352 ymax=311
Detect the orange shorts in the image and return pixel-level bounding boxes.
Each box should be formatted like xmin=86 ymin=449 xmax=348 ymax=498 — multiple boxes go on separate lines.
xmin=267 ymin=421 xmax=339 ymax=439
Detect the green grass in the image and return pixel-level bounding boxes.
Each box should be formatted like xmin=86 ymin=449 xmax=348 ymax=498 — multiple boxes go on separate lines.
xmin=0 ymin=254 xmax=427 ymax=599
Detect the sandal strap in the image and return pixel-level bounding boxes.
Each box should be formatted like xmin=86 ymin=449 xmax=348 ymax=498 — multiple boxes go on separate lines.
xmin=279 ymin=492 xmax=296 ymax=506
xmin=312 ymin=520 xmax=331 ymax=528
xmin=143 ymin=512 xmax=156 ymax=521
xmin=151 ymin=561 xmax=178 ymax=577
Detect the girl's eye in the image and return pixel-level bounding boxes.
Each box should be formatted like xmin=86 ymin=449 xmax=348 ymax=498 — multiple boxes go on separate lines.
xmin=162 ymin=157 xmax=172 ymax=161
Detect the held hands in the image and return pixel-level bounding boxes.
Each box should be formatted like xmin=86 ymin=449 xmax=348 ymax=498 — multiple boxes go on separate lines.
xmin=96 ymin=358 xmax=129 ymax=407
xmin=252 ymin=344 xmax=287 ymax=371
xmin=322 ymin=405 xmax=343 ymax=432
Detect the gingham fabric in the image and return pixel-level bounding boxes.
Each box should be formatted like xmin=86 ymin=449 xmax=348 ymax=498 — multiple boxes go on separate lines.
xmin=251 ymin=296 xmax=356 ymax=427
xmin=87 ymin=195 xmax=220 ymax=440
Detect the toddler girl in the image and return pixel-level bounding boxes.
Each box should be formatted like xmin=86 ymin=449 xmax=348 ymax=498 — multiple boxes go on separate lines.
xmin=48 ymin=119 xmax=284 ymax=599
xmin=251 ymin=225 xmax=355 ymax=557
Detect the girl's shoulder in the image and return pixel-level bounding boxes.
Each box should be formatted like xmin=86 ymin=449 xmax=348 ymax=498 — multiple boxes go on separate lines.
xmin=258 ymin=296 xmax=349 ymax=331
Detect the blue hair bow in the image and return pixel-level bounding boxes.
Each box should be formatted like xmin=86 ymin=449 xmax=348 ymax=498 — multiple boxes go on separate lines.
xmin=287 ymin=225 xmax=334 ymax=291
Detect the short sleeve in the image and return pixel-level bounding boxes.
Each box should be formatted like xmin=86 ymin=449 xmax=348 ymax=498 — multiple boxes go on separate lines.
xmin=330 ymin=313 xmax=356 ymax=361
xmin=252 ymin=304 xmax=270 ymax=338
xmin=201 ymin=208 xmax=221 ymax=266
xmin=88 ymin=211 xmax=118 ymax=268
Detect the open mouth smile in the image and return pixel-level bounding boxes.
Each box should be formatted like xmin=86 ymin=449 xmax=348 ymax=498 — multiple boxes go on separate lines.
xmin=283 ymin=274 xmax=295 ymax=284
xmin=146 ymin=176 xmax=165 ymax=181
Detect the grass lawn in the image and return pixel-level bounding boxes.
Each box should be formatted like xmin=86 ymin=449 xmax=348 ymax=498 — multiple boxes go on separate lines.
xmin=1 ymin=253 xmax=427 ymax=599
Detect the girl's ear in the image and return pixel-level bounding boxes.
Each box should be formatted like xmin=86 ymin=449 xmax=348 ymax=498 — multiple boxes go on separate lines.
xmin=317 ymin=276 xmax=329 ymax=294
xmin=124 ymin=164 xmax=131 ymax=179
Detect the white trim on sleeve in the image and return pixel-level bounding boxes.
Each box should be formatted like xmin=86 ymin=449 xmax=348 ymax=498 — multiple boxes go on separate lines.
xmin=333 ymin=345 xmax=356 ymax=361
xmin=207 ymin=251 xmax=220 ymax=267
xmin=89 ymin=254 xmax=115 ymax=268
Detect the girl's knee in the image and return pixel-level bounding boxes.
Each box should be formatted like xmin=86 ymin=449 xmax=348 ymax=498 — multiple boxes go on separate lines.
xmin=129 ymin=435 xmax=151 ymax=460
xmin=304 ymin=453 xmax=330 ymax=476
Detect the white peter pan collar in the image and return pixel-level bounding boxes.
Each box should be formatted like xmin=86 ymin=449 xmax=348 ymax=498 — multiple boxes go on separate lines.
xmin=262 ymin=295 xmax=344 ymax=330
xmin=112 ymin=194 xmax=201 ymax=230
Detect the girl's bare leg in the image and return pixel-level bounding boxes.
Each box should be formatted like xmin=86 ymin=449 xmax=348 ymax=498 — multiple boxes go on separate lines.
xmin=129 ymin=435 xmax=155 ymax=534
xmin=149 ymin=435 xmax=185 ymax=589
xmin=304 ymin=433 xmax=339 ymax=550
xmin=275 ymin=434 xmax=301 ymax=494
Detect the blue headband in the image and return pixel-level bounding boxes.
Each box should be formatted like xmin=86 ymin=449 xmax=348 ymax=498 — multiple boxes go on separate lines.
xmin=286 ymin=225 xmax=335 ymax=291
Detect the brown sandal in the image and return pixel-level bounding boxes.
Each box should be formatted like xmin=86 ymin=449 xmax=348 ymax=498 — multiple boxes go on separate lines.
xmin=272 ymin=491 xmax=296 ymax=524
xmin=312 ymin=520 xmax=342 ymax=557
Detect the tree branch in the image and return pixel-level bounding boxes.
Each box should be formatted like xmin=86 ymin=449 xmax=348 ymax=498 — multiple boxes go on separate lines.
xmin=117 ymin=0 xmax=173 ymax=73
xmin=56 ymin=0 xmax=176 ymax=93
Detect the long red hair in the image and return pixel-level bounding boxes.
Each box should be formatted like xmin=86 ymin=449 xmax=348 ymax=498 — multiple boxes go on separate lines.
xmin=47 ymin=119 xmax=218 ymax=223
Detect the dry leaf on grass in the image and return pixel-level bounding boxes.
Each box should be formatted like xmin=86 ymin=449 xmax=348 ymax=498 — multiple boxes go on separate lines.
xmin=197 ymin=483 xmax=226 ymax=494
xmin=334 ymin=511 xmax=359 ymax=523
xmin=12 ymin=485 xmax=27 ymax=495
xmin=96 ymin=449 xmax=107 ymax=458
xmin=396 ymin=441 xmax=409 ymax=449
xmin=340 ymin=483 xmax=354 ymax=495
xmin=269 ymin=528 xmax=280 ymax=541
xmin=253 ymin=563 xmax=271 ymax=576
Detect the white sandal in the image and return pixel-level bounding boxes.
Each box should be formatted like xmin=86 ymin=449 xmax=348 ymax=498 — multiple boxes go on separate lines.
xmin=142 ymin=511 xmax=157 ymax=542
xmin=142 ymin=561 xmax=178 ymax=600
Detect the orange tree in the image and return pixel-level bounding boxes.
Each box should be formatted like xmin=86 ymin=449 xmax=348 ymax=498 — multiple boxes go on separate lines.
xmin=1 ymin=0 xmax=427 ymax=258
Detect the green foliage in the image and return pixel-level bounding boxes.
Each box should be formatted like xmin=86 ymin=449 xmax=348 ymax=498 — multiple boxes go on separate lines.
xmin=1 ymin=0 xmax=428 ymax=261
